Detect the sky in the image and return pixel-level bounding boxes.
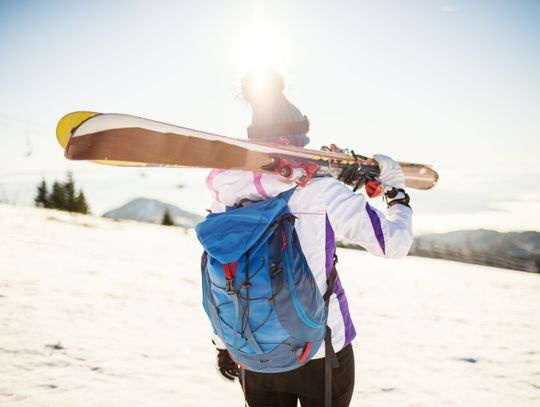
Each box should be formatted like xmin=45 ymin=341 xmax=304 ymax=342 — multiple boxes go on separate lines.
xmin=0 ymin=0 xmax=539 ymax=233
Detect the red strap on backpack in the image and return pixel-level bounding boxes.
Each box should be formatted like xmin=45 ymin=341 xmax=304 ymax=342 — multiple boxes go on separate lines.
xmin=223 ymin=262 xmax=238 ymax=294
xmin=223 ymin=262 xmax=237 ymax=280
xmin=298 ymin=342 xmax=312 ymax=364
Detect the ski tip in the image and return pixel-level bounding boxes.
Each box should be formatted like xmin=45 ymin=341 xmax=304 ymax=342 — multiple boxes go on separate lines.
xmin=421 ymin=167 xmax=439 ymax=190
xmin=401 ymin=165 xmax=439 ymax=190
xmin=56 ymin=111 xmax=100 ymax=149
xmin=423 ymin=167 xmax=439 ymax=189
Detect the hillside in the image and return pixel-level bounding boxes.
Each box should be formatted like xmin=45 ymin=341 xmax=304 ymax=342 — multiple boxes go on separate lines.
xmin=412 ymin=230 xmax=540 ymax=272
xmin=103 ymin=198 xmax=203 ymax=228
xmin=417 ymin=229 xmax=540 ymax=256
xmin=1 ymin=204 xmax=539 ymax=406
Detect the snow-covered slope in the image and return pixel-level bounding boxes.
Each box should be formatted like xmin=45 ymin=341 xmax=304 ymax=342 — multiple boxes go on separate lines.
xmin=1 ymin=204 xmax=539 ymax=407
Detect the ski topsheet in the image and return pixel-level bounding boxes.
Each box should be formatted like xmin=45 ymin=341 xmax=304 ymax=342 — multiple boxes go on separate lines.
xmin=57 ymin=112 xmax=439 ymax=190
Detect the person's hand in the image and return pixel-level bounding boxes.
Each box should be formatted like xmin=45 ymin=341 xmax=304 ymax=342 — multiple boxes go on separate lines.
xmin=338 ymin=162 xmax=362 ymax=189
xmin=216 ymin=348 xmax=239 ymax=382
xmin=373 ymin=154 xmax=410 ymax=208
xmin=373 ymin=154 xmax=405 ymax=191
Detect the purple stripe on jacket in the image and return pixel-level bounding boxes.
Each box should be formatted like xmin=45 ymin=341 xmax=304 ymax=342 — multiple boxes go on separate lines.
xmin=325 ymin=215 xmax=356 ymax=347
xmin=365 ymin=203 xmax=386 ymax=255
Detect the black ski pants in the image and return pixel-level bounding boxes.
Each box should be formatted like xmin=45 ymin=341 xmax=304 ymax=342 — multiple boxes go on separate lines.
xmin=241 ymin=344 xmax=355 ymax=407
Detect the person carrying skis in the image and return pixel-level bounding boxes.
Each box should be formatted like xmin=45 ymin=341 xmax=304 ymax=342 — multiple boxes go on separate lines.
xmin=204 ymin=69 xmax=413 ymax=407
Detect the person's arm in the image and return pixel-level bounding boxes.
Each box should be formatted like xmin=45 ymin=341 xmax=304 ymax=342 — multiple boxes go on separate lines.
xmin=322 ymin=154 xmax=413 ymax=258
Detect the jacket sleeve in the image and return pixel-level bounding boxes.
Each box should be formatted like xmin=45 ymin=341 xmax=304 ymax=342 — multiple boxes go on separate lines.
xmin=318 ymin=178 xmax=413 ymax=258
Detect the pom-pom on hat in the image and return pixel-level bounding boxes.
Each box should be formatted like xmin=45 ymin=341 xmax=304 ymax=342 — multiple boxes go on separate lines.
xmin=241 ymin=69 xmax=309 ymax=147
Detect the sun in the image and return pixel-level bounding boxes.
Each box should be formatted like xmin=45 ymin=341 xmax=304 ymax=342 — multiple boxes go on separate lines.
xmin=235 ymin=4 xmax=288 ymax=96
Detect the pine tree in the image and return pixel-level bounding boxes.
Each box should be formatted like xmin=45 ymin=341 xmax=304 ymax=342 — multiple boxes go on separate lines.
xmin=49 ymin=181 xmax=66 ymax=210
xmin=75 ymin=191 xmax=90 ymax=214
xmin=161 ymin=209 xmax=175 ymax=226
xmin=36 ymin=172 xmax=90 ymax=214
xmin=34 ymin=179 xmax=50 ymax=208
xmin=64 ymin=172 xmax=77 ymax=212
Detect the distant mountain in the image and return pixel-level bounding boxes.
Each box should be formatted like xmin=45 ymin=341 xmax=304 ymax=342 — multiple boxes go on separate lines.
xmin=416 ymin=230 xmax=540 ymax=258
xmin=103 ymin=198 xmax=203 ymax=228
xmin=412 ymin=229 xmax=540 ymax=272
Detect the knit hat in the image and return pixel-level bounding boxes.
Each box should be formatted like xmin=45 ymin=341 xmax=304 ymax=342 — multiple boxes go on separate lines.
xmin=241 ymin=69 xmax=310 ymax=147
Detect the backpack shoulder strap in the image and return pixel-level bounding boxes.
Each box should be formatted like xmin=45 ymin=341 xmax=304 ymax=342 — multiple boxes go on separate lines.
xmin=276 ymin=186 xmax=297 ymax=203
xmin=323 ymin=253 xmax=339 ymax=304
xmin=323 ymin=253 xmax=340 ymax=407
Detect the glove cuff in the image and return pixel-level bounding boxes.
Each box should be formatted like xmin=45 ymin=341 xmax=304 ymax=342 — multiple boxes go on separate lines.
xmin=212 ymin=339 xmax=227 ymax=351
xmin=384 ymin=188 xmax=411 ymax=209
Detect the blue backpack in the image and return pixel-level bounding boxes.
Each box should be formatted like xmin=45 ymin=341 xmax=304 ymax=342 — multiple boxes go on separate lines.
xmin=195 ymin=188 xmax=336 ymax=373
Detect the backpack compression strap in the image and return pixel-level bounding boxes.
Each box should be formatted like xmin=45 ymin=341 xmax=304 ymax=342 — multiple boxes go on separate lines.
xmin=323 ymin=253 xmax=339 ymax=304
xmin=324 ymin=253 xmax=340 ymax=407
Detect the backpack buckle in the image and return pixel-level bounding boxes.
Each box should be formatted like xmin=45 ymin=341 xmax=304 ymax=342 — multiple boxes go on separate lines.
xmin=226 ymin=279 xmax=235 ymax=294
xmin=223 ymin=262 xmax=238 ymax=294
xmin=270 ymin=263 xmax=282 ymax=277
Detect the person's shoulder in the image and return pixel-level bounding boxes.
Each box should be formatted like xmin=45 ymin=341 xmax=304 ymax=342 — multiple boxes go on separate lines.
xmin=305 ymin=176 xmax=346 ymax=192
xmin=298 ymin=176 xmax=361 ymax=207
xmin=291 ymin=176 xmax=345 ymax=206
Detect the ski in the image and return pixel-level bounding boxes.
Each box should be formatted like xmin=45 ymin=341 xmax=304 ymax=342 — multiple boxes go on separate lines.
xmin=56 ymin=112 xmax=439 ymax=190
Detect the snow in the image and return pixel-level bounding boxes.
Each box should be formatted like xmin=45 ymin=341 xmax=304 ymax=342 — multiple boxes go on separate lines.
xmin=1 ymin=204 xmax=539 ymax=406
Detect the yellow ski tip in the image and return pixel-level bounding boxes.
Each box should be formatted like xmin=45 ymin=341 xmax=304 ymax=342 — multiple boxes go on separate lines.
xmin=56 ymin=111 xmax=99 ymax=149
xmin=57 ymin=111 xmax=150 ymax=167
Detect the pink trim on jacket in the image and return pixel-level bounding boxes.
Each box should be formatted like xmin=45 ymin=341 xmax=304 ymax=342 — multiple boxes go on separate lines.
xmin=253 ymin=173 xmax=270 ymax=199
xmin=206 ymin=169 xmax=226 ymax=203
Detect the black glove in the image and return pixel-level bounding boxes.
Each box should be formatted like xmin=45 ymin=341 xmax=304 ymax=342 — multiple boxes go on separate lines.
xmin=338 ymin=151 xmax=378 ymax=192
xmin=338 ymin=162 xmax=363 ymax=190
xmin=216 ymin=348 xmax=239 ymax=381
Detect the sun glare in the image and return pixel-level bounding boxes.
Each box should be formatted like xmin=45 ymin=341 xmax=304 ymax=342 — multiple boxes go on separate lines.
xmin=235 ymin=4 xmax=288 ymax=93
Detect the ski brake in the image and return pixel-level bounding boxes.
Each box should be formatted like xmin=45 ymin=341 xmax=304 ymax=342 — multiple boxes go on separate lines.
xmin=263 ymin=157 xmax=319 ymax=187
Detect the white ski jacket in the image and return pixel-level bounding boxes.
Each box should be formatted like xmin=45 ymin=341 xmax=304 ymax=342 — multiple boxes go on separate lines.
xmin=206 ymin=169 xmax=413 ymax=358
